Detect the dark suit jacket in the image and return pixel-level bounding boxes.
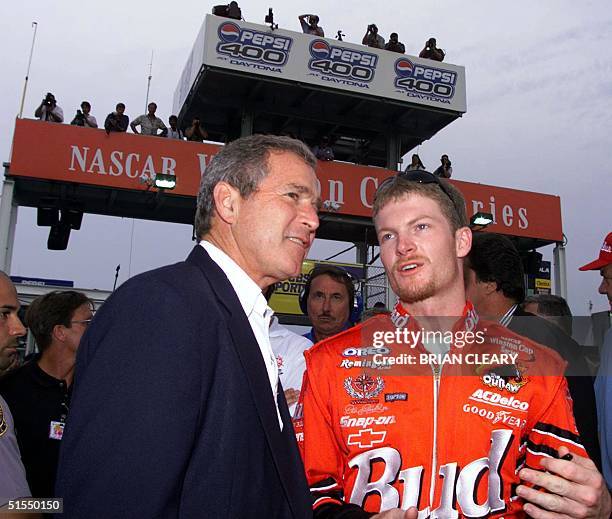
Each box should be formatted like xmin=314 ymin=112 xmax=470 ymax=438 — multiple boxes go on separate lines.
xmin=508 ymin=307 xmax=601 ymax=469
xmin=55 ymin=246 xmax=312 ymax=518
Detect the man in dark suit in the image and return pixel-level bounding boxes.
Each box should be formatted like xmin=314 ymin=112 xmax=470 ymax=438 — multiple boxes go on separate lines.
xmin=464 ymin=232 xmax=601 ymax=469
xmin=55 ymin=135 xmax=321 ymax=518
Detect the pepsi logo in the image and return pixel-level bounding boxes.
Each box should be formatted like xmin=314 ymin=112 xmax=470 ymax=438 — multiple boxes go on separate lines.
xmin=395 ymin=58 xmax=414 ymax=76
xmin=310 ymin=39 xmax=330 ymax=59
xmin=219 ymin=22 xmax=241 ymax=42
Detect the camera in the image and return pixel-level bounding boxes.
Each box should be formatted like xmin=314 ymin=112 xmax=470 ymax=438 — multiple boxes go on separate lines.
xmin=44 ymin=92 xmax=55 ymax=106
xmin=265 ymin=8 xmax=277 ymax=29
xmin=265 ymin=8 xmax=273 ymax=24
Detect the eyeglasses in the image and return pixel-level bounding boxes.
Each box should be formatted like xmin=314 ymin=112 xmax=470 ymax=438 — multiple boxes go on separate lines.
xmin=378 ymin=170 xmax=459 ymax=214
xmin=70 ymin=319 xmax=92 ymax=326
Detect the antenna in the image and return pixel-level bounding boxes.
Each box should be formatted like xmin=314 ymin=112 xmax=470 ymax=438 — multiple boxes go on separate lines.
xmin=145 ymin=50 xmax=154 ymax=111
xmin=18 ymin=22 xmax=38 ymax=118
xmin=113 ymin=265 xmax=121 ymax=291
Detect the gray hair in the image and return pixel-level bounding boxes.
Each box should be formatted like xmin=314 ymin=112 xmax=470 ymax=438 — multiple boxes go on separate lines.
xmin=194 ymin=135 xmax=316 ymax=238
xmin=522 ymin=294 xmax=573 ymax=336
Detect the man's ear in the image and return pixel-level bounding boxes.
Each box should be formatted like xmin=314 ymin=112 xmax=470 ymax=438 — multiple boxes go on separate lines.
xmin=455 ymin=226 xmax=472 ymax=259
xmin=52 ymin=324 xmax=67 ymax=343
xmin=212 ymin=181 xmax=241 ymax=225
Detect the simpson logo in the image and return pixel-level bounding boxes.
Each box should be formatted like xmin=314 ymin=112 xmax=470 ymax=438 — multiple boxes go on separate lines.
xmin=469 ymin=388 xmax=529 ymax=412
xmin=217 ymin=22 xmax=292 ymax=68
xmin=343 ymin=346 xmax=390 ymax=357
xmin=394 ymin=57 xmax=457 ymax=101
xmin=340 ymin=415 xmax=396 ymax=428
xmin=344 ymin=374 xmax=385 ymax=403
xmin=482 ymin=372 xmax=528 ymax=394
xmin=308 ymin=40 xmax=377 ymax=86
xmin=385 ymin=392 xmax=408 ymax=402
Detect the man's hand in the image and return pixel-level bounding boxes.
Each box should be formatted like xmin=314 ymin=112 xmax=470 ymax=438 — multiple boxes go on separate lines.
xmin=284 ymin=388 xmax=300 ymax=407
xmin=372 ymin=507 xmax=418 ymax=519
xmin=517 ymin=446 xmax=611 ymax=519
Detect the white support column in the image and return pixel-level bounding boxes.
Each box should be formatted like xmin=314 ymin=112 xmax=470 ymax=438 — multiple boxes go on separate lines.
xmin=0 ymin=176 xmax=18 ymax=273
xmin=553 ymin=241 xmax=567 ymax=299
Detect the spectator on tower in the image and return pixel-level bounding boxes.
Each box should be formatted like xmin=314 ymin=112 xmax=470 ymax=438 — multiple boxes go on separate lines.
xmin=104 ymin=103 xmax=129 ymax=134
xmin=212 ymin=1 xmax=241 ymax=20
xmin=362 ymin=24 xmax=385 ymax=49
xmin=131 ymin=102 xmax=168 ymax=137
xmin=167 ymin=115 xmax=184 ymax=140
xmin=404 ymin=153 xmax=425 ymax=171
xmin=419 ymin=37 xmax=445 ymax=61
xmin=384 ymin=32 xmax=405 ymax=53
xmin=433 ymin=154 xmax=452 ymax=178
xmin=298 ymin=14 xmax=324 ymax=37
xmin=70 ymin=101 xmax=98 ymax=128
xmin=311 ymin=136 xmax=334 ymax=161
xmin=185 ymin=117 xmax=208 ymax=142
xmin=34 ymin=92 xmax=63 ymax=123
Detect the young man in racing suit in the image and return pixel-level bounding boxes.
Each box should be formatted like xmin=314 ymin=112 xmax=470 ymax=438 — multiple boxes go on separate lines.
xmin=297 ymin=172 xmax=610 ymax=519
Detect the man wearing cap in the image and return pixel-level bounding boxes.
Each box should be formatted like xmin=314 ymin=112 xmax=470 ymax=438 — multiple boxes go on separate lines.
xmin=580 ymin=231 xmax=612 ymax=489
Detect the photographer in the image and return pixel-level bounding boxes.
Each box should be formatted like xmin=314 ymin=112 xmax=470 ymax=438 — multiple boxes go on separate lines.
xmin=298 ymin=14 xmax=324 ymax=37
xmin=104 ymin=103 xmax=129 ymax=134
xmin=311 ymin=136 xmax=334 ymax=161
xmin=419 ymin=37 xmax=445 ymax=61
xmin=362 ymin=24 xmax=384 ymax=49
xmin=34 ymin=92 xmax=64 ymax=123
xmin=70 ymin=101 xmax=98 ymax=128
xmin=433 ymin=153 xmax=452 ymax=178
xmin=212 ymin=1 xmax=241 ymax=20
xmin=384 ymin=32 xmax=405 ymax=53
xmin=184 ymin=117 xmax=208 ymax=142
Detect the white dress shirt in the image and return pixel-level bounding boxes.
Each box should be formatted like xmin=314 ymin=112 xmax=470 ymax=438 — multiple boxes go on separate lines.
xmin=200 ymin=241 xmax=282 ymax=429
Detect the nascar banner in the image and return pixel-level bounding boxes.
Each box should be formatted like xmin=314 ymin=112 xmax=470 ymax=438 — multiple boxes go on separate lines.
xmin=173 ymin=15 xmax=467 ymax=114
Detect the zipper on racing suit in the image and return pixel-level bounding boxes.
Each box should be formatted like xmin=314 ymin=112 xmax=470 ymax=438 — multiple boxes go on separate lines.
xmin=429 ymin=364 xmax=442 ymax=507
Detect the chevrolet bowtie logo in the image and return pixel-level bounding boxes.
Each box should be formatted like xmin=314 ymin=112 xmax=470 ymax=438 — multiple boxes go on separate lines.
xmin=347 ymin=428 xmax=386 ymax=449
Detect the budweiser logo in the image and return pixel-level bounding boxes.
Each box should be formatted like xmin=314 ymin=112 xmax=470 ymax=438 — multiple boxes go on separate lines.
xmin=348 ymin=429 xmax=513 ymax=515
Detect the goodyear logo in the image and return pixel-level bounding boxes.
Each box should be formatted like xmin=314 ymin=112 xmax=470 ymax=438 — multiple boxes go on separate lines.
xmin=216 ymin=22 xmax=292 ymax=70
xmin=308 ymin=40 xmax=377 ymax=87
xmin=394 ymin=57 xmax=457 ymax=102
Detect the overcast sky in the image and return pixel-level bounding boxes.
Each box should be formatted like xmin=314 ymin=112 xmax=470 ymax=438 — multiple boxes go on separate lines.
xmin=1 ymin=1 xmax=610 ymax=314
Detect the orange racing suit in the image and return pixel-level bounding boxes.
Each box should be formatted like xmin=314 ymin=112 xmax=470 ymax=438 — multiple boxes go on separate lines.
xmin=297 ymin=302 xmax=587 ymax=518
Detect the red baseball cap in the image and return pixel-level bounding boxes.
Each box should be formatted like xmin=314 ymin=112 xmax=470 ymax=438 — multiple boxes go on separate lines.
xmin=579 ymin=232 xmax=612 ymax=271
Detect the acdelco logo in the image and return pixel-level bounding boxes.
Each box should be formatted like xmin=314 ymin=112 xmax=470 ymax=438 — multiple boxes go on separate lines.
xmin=469 ymin=388 xmax=529 ymax=411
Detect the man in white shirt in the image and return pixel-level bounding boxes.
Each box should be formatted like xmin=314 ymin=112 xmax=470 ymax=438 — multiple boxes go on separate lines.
xmin=34 ymin=92 xmax=63 ymax=123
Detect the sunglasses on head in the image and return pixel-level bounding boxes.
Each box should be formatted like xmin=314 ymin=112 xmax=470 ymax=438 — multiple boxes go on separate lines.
xmin=377 ymin=169 xmax=461 ymax=217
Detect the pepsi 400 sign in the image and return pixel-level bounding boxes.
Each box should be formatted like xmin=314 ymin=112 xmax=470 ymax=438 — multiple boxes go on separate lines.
xmin=216 ymin=22 xmax=293 ymax=72
xmin=394 ymin=58 xmax=457 ymax=104
xmin=308 ymin=40 xmax=378 ymax=88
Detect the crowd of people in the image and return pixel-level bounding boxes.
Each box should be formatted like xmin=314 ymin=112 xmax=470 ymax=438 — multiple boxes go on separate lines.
xmin=214 ymin=2 xmax=447 ymax=61
xmin=34 ymin=94 xmax=210 ymax=143
xmin=0 ymin=134 xmax=610 ymax=517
